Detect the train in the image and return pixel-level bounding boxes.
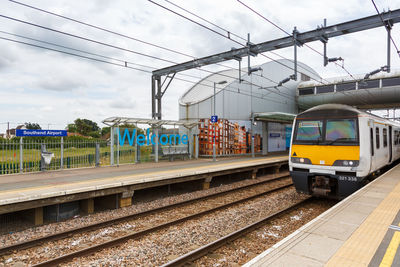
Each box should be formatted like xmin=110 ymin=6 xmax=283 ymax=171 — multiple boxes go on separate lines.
xmin=289 ymin=104 xmax=400 ymax=199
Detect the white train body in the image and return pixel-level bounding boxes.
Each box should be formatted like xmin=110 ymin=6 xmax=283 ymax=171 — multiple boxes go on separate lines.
xmin=289 ymin=104 xmax=400 ymax=199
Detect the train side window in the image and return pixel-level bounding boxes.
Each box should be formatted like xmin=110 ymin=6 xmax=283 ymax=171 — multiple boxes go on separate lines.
xmin=397 ymin=131 xmax=400 ymax=146
xmin=376 ymin=127 xmax=380 ymax=149
xmin=370 ymin=128 xmax=374 ymax=156
xmin=395 ymin=130 xmax=398 ymax=145
xmin=383 ymin=128 xmax=388 ymax=147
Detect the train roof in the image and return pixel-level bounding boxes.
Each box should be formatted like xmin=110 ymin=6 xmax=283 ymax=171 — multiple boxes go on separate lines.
xmin=299 ymin=104 xmax=363 ymax=115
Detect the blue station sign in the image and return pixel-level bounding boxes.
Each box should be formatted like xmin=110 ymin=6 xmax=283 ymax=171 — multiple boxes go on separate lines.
xmin=16 ymin=129 xmax=68 ymax=137
xmin=211 ymin=115 xmax=218 ymax=123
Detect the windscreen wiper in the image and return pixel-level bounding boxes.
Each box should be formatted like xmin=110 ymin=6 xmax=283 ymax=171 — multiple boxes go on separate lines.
xmin=327 ymin=137 xmax=352 ymax=145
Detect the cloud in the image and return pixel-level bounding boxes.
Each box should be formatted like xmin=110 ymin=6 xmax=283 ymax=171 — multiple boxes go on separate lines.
xmin=109 ymin=98 xmax=136 ymax=109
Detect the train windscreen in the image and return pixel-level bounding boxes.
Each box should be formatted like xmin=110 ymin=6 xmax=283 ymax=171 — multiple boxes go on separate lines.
xmin=295 ymin=120 xmax=323 ymax=141
xmin=294 ymin=118 xmax=358 ymax=145
xmin=325 ymin=119 xmax=357 ymax=142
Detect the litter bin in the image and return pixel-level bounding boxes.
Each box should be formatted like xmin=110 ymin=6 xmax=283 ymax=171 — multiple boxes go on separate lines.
xmin=41 ymin=151 xmax=54 ymax=171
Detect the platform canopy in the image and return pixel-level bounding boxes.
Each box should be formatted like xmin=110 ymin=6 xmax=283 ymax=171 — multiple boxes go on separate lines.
xmin=254 ymin=112 xmax=296 ymax=123
xmin=102 ymin=117 xmax=199 ymax=129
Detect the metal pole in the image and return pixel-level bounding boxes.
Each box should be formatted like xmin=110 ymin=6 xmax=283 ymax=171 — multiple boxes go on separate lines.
xmin=387 ymin=26 xmax=391 ymax=73
xmin=247 ymin=33 xmax=251 ymax=75
xmin=293 ymin=26 xmax=298 ymax=81
xmin=157 ymin=77 xmax=162 ymax=120
xmin=196 ymin=134 xmax=199 ymax=159
xmin=155 ymin=128 xmax=159 ymax=163
xmin=323 ymin=19 xmax=328 ymax=66
xmin=251 ymin=115 xmax=255 ymax=158
xmin=213 ymin=82 xmax=216 ymax=162
xmin=95 ymin=142 xmax=100 ymax=167
xmin=117 ymin=126 xmax=120 ymax=166
xmin=151 ymin=75 xmax=156 ymax=119
xmin=110 ymin=126 xmax=114 ymax=166
xmin=19 ymin=137 xmax=23 ymax=173
xmin=60 ymin=136 xmax=64 ymax=169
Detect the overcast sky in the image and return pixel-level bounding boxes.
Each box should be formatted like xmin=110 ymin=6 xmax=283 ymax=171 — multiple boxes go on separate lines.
xmin=0 ymin=0 xmax=399 ymax=133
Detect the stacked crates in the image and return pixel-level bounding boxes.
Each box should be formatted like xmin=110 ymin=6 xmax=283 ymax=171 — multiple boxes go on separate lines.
xmin=198 ymin=119 xmax=252 ymax=155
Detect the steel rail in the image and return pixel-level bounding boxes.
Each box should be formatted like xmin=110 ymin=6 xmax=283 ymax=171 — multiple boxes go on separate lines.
xmin=162 ymin=198 xmax=310 ymax=267
xmin=0 ymin=172 xmax=289 ymax=255
xmin=32 ymin=179 xmax=293 ymax=266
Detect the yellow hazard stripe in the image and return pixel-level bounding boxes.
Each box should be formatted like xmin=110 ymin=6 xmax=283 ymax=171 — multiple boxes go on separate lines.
xmin=379 ymin=230 xmax=400 ymax=267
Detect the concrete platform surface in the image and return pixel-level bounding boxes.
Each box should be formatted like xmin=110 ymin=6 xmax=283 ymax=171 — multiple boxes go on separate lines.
xmin=244 ymin=163 xmax=400 ymax=267
xmin=0 ymin=155 xmax=287 ymax=208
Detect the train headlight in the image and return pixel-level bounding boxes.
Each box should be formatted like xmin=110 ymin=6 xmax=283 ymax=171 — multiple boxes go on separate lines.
xmin=333 ymin=160 xmax=359 ymax=167
xmin=291 ymin=157 xmax=311 ymax=164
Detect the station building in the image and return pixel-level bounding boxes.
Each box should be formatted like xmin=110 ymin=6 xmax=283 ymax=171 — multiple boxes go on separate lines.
xmin=179 ymin=59 xmax=320 ymax=156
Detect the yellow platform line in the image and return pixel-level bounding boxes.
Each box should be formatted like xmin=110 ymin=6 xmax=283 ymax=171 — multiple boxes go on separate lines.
xmin=380 ymin=231 xmax=400 ymax=267
xmin=325 ymin=170 xmax=400 ymax=267
xmin=0 ymin=156 xmax=287 ymax=196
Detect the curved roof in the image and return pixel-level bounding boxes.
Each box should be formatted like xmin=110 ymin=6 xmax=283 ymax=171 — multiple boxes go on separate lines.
xmin=179 ymin=59 xmax=320 ymax=105
xmin=179 ymin=68 xmax=239 ymax=105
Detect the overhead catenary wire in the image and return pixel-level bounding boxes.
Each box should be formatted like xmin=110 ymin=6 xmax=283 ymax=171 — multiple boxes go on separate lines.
xmin=235 ymin=0 xmax=373 ymax=104
xmin=235 ymin=0 xmax=359 ymax=80
xmin=146 ymin=0 xmax=367 ymax=109
xmin=0 ymin=14 xmax=177 ymax=65
xmin=0 ymin=35 xmax=289 ymax=105
xmin=5 ymin=2 xmax=366 ymax=107
xmin=0 ymin=13 xmax=294 ymax=102
xmin=371 ymin=0 xmax=400 ymax=59
xmin=148 ymin=0 xmax=328 ymax=87
xmin=6 ymin=1 xmax=303 ymax=103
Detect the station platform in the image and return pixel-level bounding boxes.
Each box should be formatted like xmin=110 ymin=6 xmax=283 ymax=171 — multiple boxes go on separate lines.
xmin=245 ymin=163 xmax=400 ymax=267
xmin=0 ymin=155 xmax=287 ymax=218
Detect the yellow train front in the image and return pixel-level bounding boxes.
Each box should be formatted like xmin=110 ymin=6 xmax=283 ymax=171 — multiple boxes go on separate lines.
xmin=289 ymin=104 xmax=400 ymax=199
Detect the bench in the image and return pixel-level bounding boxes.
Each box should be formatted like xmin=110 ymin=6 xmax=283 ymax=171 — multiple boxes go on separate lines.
xmin=162 ymin=146 xmax=190 ymax=161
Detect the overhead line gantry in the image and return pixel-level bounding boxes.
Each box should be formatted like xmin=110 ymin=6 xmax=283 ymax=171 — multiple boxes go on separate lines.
xmin=152 ymin=9 xmax=400 ymax=119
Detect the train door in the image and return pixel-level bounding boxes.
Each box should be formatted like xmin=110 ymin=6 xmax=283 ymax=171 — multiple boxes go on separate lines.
xmin=389 ymin=126 xmax=393 ymax=162
xmin=370 ymin=126 xmax=374 ymax=171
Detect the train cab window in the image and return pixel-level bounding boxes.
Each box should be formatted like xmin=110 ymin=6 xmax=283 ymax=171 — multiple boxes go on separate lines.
xmin=383 ymin=128 xmax=388 ymax=147
xmin=325 ymin=119 xmax=358 ymax=144
xmin=294 ymin=120 xmax=323 ymax=142
xmin=376 ymin=127 xmax=380 ymax=149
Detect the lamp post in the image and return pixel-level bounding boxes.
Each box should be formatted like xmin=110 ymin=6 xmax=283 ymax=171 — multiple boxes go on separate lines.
xmin=213 ymin=80 xmax=227 ymax=162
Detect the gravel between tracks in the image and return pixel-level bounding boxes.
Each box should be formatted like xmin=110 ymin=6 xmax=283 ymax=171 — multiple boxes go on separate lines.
xmin=195 ymin=199 xmax=335 ymax=266
xmin=60 ymin=187 xmax=306 ymax=266
xmin=0 ymin=174 xmax=288 ymax=265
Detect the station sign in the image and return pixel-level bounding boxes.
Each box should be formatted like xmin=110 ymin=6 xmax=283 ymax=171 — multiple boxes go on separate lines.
xmin=16 ymin=129 xmax=68 ymax=137
xmin=269 ymin=133 xmax=281 ymax=138
xmin=211 ymin=115 xmax=218 ymax=123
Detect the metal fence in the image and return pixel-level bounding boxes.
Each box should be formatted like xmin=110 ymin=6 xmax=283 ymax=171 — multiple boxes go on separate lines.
xmin=0 ymin=139 xmax=110 ymax=175
xmin=0 ymin=133 xmax=192 ymax=175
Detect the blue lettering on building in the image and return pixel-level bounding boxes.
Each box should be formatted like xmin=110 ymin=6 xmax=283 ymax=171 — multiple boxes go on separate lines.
xmin=118 ymin=128 xmax=189 ymax=146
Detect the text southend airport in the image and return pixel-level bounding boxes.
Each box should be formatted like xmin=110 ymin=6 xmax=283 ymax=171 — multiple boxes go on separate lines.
xmin=21 ymin=130 xmax=65 ymax=136
xmin=119 ymin=129 xmax=188 ymax=146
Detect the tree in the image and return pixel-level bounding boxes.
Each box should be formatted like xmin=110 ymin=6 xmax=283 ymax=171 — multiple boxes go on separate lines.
xmin=25 ymin=122 xmax=41 ymax=130
xmin=66 ymin=123 xmax=77 ymax=133
xmin=70 ymin=118 xmax=101 ymax=137
xmin=101 ymin=127 xmax=111 ymax=136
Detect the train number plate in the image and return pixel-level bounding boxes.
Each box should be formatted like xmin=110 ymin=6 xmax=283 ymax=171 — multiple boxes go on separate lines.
xmin=338 ymin=176 xmax=357 ymax=182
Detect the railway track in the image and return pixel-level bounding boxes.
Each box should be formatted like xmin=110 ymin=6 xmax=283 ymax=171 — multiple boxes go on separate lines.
xmin=162 ymin=199 xmax=310 ymax=267
xmin=1 ymin=173 xmax=293 ymax=266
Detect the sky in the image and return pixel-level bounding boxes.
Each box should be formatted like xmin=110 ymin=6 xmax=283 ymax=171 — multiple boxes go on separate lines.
xmin=0 ymin=0 xmax=400 ymax=133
